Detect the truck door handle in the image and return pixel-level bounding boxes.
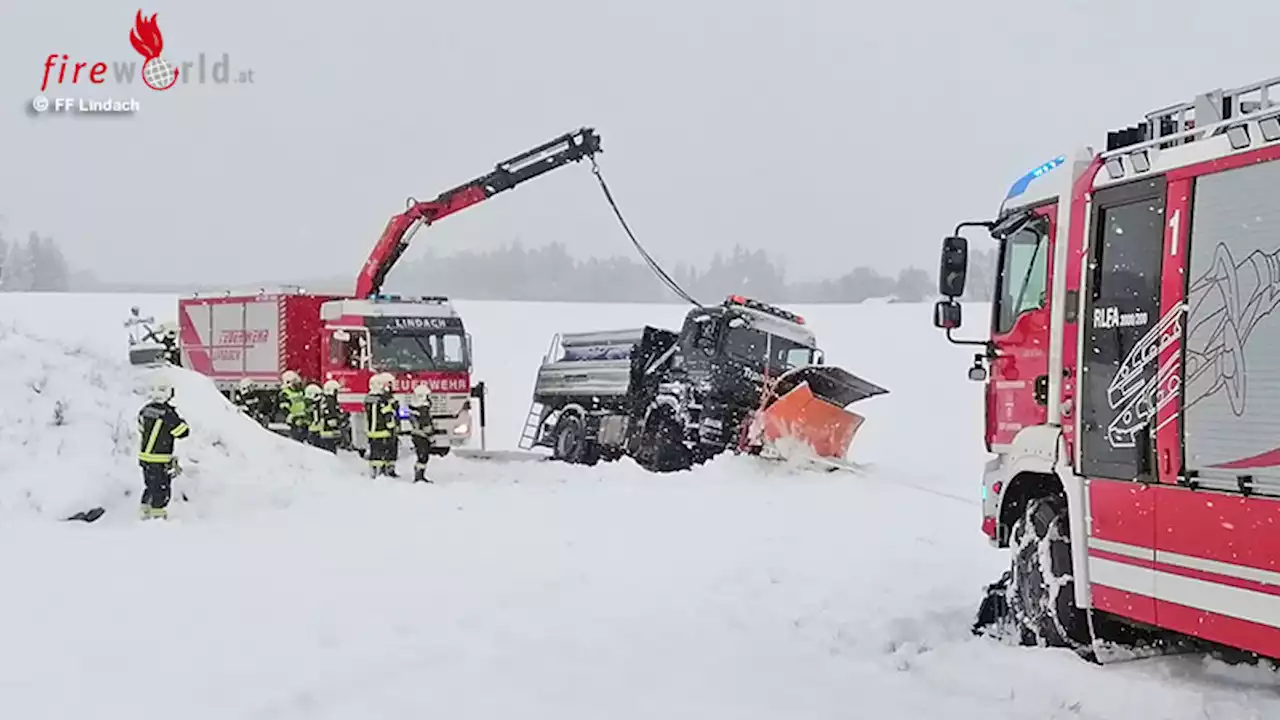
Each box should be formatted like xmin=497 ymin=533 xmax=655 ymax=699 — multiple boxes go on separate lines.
xmin=1034 ymin=375 xmax=1048 ymax=405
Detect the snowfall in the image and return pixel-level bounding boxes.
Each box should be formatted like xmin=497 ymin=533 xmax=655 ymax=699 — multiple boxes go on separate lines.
xmin=3 ymin=294 xmax=1280 ymax=719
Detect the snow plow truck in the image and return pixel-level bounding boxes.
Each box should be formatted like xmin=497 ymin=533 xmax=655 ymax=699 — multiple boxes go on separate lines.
xmin=141 ymin=127 xmax=604 ymax=456
xmin=520 ymin=294 xmax=889 ymax=472
xmin=935 ymin=73 xmax=1280 ymax=664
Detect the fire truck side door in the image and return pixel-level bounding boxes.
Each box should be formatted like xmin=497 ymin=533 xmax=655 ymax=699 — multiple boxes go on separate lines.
xmin=1078 ymin=178 xmax=1166 ymax=481
xmin=1077 ymin=177 xmax=1166 ymax=620
xmin=988 ymin=204 xmax=1055 ymax=448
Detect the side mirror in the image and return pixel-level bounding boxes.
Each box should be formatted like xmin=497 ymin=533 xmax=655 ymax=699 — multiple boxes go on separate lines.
xmin=938 ymin=235 xmax=969 ymax=298
xmin=933 ymin=299 xmax=962 ymax=330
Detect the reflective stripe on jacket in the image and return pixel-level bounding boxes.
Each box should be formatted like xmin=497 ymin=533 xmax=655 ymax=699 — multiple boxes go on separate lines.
xmin=365 ymin=395 xmax=398 ymax=439
xmin=138 ymin=401 xmax=190 ymax=463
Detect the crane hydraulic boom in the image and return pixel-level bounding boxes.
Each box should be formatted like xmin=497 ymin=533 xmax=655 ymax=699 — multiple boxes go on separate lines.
xmin=354 ymin=127 xmax=603 ymax=298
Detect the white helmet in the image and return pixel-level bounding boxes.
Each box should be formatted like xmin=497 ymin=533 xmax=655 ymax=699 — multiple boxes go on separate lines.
xmin=304 ymin=383 xmax=322 ymax=399
xmin=369 ymin=373 xmax=394 ymax=393
xmin=147 ymin=380 xmax=174 ymax=403
xmin=323 ymin=379 xmax=341 ymax=395
xmin=409 ymin=383 xmax=433 ymax=406
xmin=238 ymin=377 xmax=254 ymax=391
xmin=159 ymin=321 xmax=177 ymax=337
xmin=281 ymin=370 xmax=301 ymax=386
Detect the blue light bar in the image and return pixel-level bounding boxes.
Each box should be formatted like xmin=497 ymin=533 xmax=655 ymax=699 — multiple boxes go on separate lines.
xmin=1003 ymin=155 xmax=1066 ymax=202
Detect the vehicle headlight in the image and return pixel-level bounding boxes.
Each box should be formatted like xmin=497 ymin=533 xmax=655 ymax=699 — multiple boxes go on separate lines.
xmin=454 ymin=423 xmax=469 ymax=434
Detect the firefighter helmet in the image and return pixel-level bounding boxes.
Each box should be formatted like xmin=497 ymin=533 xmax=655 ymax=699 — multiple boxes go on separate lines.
xmin=238 ymin=377 xmax=254 ymax=391
xmin=304 ymin=383 xmax=322 ymax=399
xmin=369 ymin=373 xmax=394 ymax=393
xmin=281 ymin=370 xmax=301 ymax=386
xmin=410 ymin=383 xmax=433 ymax=406
xmin=323 ymin=379 xmax=341 ymax=395
xmin=147 ymin=380 xmax=174 ymax=403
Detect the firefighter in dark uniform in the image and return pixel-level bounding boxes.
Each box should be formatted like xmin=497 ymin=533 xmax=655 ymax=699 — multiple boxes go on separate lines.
xmin=407 ymin=384 xmax=444 ymax=483
xmin=364 ymin=372 xmax=400 ymax=477
xmin=279 ymin=370 xmax=309 ymax=442
xmin=233 ymin=377 xmax=268 ymax=426
xmin=312 ymin=379 xmax=349 ymax=453
xmin=138 ymin=379 xmax=190 ymax=520
xmin=159 ymin=322 xmax=181 ymax=366
xmin=303 ymin=383 xmax=323 ymax=445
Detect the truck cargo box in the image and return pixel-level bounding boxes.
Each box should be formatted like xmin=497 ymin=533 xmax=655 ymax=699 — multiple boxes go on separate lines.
xmin=532 ymin=326 xmax=677 ymax=400
xmin=177 ymin=292 xmax=339 ymax=389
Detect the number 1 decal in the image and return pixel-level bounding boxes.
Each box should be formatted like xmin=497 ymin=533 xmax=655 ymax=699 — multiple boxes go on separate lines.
xmin=1169 ymin=208 xmax=1182 ymax=256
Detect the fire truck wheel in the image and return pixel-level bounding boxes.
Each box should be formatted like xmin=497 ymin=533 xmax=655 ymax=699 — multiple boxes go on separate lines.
xmin=552 ymin=414 xmax=599 ymax=466
xmin=1006 ymin=494 xmax=1091 ymax=649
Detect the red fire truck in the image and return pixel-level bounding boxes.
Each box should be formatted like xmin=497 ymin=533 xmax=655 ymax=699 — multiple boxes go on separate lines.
xmin=175 ymin=127 xmax=603 ymax=454
xmin=935 ymin=74 xmax=1280 ymax=662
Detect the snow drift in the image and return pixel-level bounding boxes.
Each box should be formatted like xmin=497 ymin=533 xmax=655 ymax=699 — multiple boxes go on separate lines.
xmin=0 ymin=320 xmax=350 ymax=523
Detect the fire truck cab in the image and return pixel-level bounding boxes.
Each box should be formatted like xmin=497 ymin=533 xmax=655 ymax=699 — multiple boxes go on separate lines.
xmin=320 ymin=294 xmax=474 ymax=455
xmin=935 ymin=74 xmax=1280 ymax=660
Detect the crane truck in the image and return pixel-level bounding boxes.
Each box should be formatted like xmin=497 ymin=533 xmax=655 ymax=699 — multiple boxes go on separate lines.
xmin=520 ymin=294 xmax=889 ymax=472
xmin=162 ymin=128 xmax=603 ymax=455
xmin=934 ymin=74 xmax=1280 ymax=664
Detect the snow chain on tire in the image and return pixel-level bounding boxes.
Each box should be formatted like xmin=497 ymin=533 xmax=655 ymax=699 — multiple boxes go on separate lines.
xmin=1005 ymin=494 xmax=1091 ymax=650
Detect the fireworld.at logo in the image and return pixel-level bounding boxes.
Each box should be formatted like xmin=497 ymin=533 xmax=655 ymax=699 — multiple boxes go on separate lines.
xmin=38 ymin=8 xmax=255 ymax=93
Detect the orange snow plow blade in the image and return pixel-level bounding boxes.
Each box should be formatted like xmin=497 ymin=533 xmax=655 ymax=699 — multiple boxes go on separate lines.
xmin=760 ymin=383 xmax=865 ymax=457
xmin=756 ymin=366 xmax=888 ymax=459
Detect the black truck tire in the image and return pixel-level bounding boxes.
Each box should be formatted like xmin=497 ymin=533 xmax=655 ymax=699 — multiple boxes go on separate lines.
xmin=553 ymin=413 xmax=599 ymax=466
xmin=635 ymin=408 xmax=692 ymax=473
xmin=1005 ymin=494 xmax=1091 ymax=649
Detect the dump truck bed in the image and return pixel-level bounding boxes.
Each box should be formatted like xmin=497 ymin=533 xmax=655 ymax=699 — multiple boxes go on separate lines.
xmin=532 ymin=328 xmax=650 ymax=400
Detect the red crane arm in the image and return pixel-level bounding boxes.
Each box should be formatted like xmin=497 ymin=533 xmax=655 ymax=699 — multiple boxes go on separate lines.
xmin=354 ymin=128 xmax=602 ymax=298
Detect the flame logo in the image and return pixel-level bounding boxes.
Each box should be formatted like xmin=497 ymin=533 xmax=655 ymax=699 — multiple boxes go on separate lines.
xmin=129 ymin=10 xmax=179 ymax=91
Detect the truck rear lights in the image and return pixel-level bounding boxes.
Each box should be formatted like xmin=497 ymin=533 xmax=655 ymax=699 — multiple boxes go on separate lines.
xmin=1227 ymin=124 xmax=1252 ymax=150
xmin=1103 ymin=156 xmax=1125 ymax=180
xmin=1260 ymin=116 xmax=1280 ymax=143
xmin=1128 ymin=149 xmax=1151 ymax=173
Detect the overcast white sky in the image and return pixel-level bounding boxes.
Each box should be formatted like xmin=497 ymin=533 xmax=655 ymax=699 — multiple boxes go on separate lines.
xmin=3 ymin=0 xmax=1279 ymax=289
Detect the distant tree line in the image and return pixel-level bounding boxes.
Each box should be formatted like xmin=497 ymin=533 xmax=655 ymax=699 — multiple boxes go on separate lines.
xmin=390 ymin=242 xmax=941 ymax=304
xmin=0 ymin=216 xmax=999 ymax=303
xmin=0 ymin=230 xmax=70 ymax=292
xmin=960 ymin=247 xmax=998 ymax=301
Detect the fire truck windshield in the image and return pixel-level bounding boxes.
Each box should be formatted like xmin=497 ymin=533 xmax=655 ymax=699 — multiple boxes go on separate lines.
xmin=993 ymin=217 xmax=1049 ymax=333
xmin=369 ymin=330 xmax=469 ymax=372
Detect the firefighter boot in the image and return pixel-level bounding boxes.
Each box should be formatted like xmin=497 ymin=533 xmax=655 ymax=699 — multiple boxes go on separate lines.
xmin=413 ymin=463 xmax=432 ymax=483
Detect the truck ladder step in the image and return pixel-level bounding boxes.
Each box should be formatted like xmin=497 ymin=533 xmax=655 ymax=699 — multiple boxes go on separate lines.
xmin=518 ymin=401 xmax=546 ymax=450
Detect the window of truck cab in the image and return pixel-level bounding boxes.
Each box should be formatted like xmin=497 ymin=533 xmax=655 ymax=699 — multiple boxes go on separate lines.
xmin=369 ymin=330 xmax=468 ymax=371
xmin=723 ymin=325 xmax=814 ymax=371
xmin=993 ymin=215 xmax=1050 ymax=334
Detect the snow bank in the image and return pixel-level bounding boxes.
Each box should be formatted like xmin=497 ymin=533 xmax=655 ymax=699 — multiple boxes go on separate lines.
xmin=0 ymin=320 xmax=351 ymax=523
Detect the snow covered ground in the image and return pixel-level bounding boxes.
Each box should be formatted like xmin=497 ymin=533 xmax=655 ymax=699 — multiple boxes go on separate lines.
xmin=2 ymin=292 xmax=1280 ymax=719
